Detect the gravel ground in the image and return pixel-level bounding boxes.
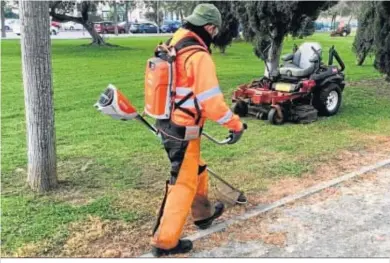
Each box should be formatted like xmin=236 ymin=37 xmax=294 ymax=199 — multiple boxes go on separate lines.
xmin=191 ymin=166 xmax=390 ymax=257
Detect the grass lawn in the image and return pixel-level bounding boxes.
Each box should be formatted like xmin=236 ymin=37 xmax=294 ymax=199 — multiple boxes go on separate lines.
xmin=1 ymin=33 xmax=390 ymax=256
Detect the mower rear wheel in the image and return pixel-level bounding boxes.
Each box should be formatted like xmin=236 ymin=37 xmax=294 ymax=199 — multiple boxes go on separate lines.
xmin=314 ymin=83 xmax=342 ymax=116
xmin=232 ymin=101 xmax=248 ymax=117
xmin=268 ymin=108 xmax=285 ymax=125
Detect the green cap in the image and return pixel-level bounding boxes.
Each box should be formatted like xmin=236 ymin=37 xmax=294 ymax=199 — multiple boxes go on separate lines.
xmin=184 ymin=3 xmax=222 ymax=29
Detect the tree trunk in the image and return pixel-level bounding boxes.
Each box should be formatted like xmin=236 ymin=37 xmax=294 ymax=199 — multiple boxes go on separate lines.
xmin=347 ymin=15 xmax=353 ymax=25
xmin=19 ymin=1 xmax=58 ymax=192
xmin=84 ymin=21 xmax=106 ymax=45
xmin=356 ymin=47 xmax=369 ymax=66
xmin=156 ymin=1 xmax=160 ymax=34
xmin=265 ymin=41 xmax=283 ymax=78
xmin=331 ymin=14 xmax=336 ymax=30
xmin=113 ymin=1 xmax=118 ymax=35
xmin=1 ymin=1 xmax=6 ymax=38
xmin=125 ymin=1 xmax=130 ymax=33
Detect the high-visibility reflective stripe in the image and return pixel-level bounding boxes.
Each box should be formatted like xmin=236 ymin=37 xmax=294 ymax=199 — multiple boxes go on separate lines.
xmin=176 ymin=87 xmax=192 ymax=96
xmin=174 ymin=98 xmax=203 ymax=110
xmin=197 ymin=86 xmax=221 ymax=103
xmin=217 ymin=110 xmax=233 ymax=124
xmin=175 ymin=98 xmax=195 ymax=108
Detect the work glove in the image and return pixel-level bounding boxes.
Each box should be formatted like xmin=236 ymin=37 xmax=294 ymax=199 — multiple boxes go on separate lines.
xmin=227 ymin=123 xmax=247 ymax=145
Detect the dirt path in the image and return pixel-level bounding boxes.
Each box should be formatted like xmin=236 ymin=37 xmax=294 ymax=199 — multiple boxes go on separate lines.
xmin=191 ymin=166 xmax=390 ymax=257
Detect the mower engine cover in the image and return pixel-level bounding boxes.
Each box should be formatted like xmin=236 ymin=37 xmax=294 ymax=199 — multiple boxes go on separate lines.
xmin=94 ymin=84 xmax=138 ymax=120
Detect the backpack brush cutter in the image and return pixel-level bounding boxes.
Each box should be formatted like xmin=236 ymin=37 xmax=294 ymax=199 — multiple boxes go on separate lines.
xmin=94 ymin=84 xmax=247 ymax=205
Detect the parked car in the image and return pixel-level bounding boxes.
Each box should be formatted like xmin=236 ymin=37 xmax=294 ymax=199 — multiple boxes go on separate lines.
xmin=50 ymin=26 xmax=59 ymax=35
xmin=160 ymin=20 xmax=181 ymax=33
xmin=11 ymin=21 xmax=20 ymax=35
xmin=130 ymin=22 xmax=158 ymax=33
xmin=51 ymin=21 xmax=61 ymax=29
xmin=94 ymin=21 xmax=126 ymax=34
xmin=12 ymin=21 xmax=59 ymax=36
xmin=62 ymin=21 xmax=84 ymax=31
xmin=117 ymin=21 xmax=131 ymax=33
xmin=3 ymin=19 xmax=18 ymax=31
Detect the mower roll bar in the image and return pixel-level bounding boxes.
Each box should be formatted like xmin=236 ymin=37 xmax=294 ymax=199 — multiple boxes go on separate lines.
xmin=311 ymin=46 xmax=322 ymax=63
xmin=328 ymin=45 xmax=345 ymax=72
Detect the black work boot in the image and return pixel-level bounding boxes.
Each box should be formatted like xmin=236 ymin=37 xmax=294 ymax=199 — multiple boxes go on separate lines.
xmin=152 ymin=239 xmax=193 ymax=257
xmin=236 ymin=193 xmax=248 ymax=204
xmin=194 ymin=202 xmax=225 ymax=230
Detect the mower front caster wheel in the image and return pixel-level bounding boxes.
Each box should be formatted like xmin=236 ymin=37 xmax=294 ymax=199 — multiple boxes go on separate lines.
xmin=268 ymin=108 xmax=285 ymax=125
xmin=232 ymin=101 xmax=248 ymax=117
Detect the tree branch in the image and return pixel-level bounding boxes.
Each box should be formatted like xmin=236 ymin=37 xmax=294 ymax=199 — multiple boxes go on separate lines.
xmin=50 ymin=11 xmax=83 ymax=24
xmin=81 ymin=1 xmax=90 ymax=22
xmin=49 ymin=1 xmax=83 ymax=24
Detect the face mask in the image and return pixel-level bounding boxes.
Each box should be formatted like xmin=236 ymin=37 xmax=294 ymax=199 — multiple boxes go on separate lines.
xmin=212 ymin=27 xmax=219 ymax=39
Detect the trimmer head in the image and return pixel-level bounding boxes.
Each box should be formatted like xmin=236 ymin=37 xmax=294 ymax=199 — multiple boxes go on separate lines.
xmin=94 ymin=84 xmax=138 ymax=120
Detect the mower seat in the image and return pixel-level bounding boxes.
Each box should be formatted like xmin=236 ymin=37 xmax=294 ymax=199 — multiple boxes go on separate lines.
xmin=279 ymin=42 xmax=322 ymax=78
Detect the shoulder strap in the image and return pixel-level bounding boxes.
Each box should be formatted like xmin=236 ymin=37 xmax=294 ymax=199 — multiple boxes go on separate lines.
xmin=171 ymin=37 xmax=206 ymax=122
xmin=175 ymin=37 xmax=202 ymax=51
xmin=174 ymin=37 xmax=208 ymax=54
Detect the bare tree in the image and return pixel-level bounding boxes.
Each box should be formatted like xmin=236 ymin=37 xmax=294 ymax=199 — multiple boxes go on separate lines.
xmin=112 ymin=1 xmax=118 ymax=35
xmin=321 ymin=1 xmax=362 ymax=28
xmin=125 ymin=0 xmax=129 ymax=32
xmin=50 ymin=1 xmax=107 ymax=46
xmin=1 ymin=1 xmax=6 ymax=38
xmin=19 ymin=0 xmax=58 ymax=192
xmin=144 ymin=0 xmax=163 ymax=32
xmin=164 ymin=0 xmax=195 ymax=21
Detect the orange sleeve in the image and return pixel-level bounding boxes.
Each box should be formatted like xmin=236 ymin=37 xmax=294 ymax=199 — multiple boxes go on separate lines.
xmin=186 ymin=52 xmax=243 ymax=132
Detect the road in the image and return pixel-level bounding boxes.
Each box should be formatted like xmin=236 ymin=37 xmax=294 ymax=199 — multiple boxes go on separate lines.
xmin=191 ymin=166 xmax=390 ymax=257
xmin=1 ymin=30 xmax=172 ymax=40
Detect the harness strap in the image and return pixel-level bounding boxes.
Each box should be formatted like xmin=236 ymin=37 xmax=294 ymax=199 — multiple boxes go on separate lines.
xmin=194 ymin=98 xmax=201 ymax=125
xmin=174 ymin=91 xmax=196 ymax=119
xmin=172 ymin=37 xmax=206 ymax=122
xmin=160 ymin=36 xmax=208 ymax=123
xmin=175 ymin=91 xmax=194 ymax=107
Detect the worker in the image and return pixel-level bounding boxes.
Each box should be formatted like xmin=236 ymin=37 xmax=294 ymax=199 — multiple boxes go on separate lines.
xmin=151 ymin=3 xmax=246 ymax=257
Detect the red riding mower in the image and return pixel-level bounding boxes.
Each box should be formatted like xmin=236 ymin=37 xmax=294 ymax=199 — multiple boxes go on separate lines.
xmin=330 ymin=24 xmax=351 ymax=37
xmin=231 ymin=42 xmax=346 ymax=125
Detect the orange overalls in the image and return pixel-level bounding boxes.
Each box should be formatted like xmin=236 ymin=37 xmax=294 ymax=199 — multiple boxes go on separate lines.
xmin=152 ymin=28 xmax=243 ymax=250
